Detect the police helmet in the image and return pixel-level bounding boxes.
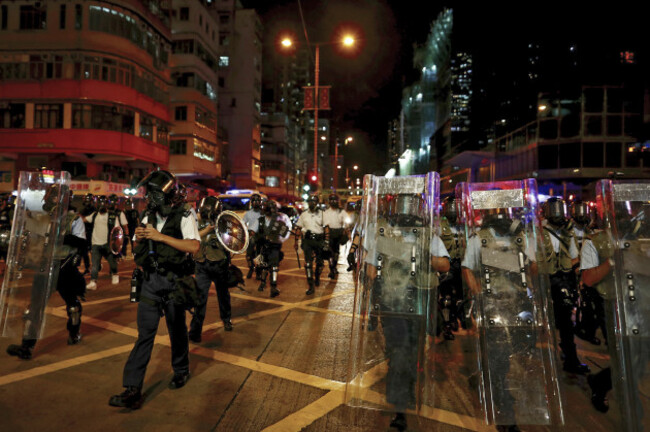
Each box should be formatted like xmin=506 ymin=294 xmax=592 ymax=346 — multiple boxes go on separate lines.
xmin=137 ymin=170 xmax=178 ymax=214
xmin=199 ymin=196 xmax=220 ymax=220
xmin=107 ymin=194 xmax=119 ymax=209
xmin=250 ymin=193 xmax=262 ymax=209
xmin=83 ymin=193 xmax=95 ymax=205
xmin=442 ymin=196 xmax=458 ymax=224
xmin=570 ymin=200 xmax=591 ymax=226
xmin=544 ymin=197 xmax=568 ymax=227
xmin=328 ymin=193 xmax=339 ymax=205
xmin=263 ymin=199 xmax=279 ymax=215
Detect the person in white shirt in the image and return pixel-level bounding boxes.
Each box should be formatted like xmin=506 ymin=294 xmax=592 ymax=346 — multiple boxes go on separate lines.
xmin=109 ymin=170 xmax=200 ymax=410
xmin=294 ymin=194 xmax=329 ymax=294
xmin=83 ymin=194 xmax=128 ymax=290
xmin=242 ymin=194 xmax=263 ymax=279
xmin=323 ymin=193 xmax=347 ymax=279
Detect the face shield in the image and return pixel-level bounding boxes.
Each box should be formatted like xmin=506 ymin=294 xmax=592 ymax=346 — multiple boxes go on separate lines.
xmin=544 ymin=198 xmax=568 ymax=227
xmin=307 ymin=196 xmax=319 ymax=211
xmin=570 ymin=201 xmax=590 ymax=226
xmin=443 ymin=198 xmax=458 ymax=224
xmin=137 ymin=170 xmax=177 ymax=216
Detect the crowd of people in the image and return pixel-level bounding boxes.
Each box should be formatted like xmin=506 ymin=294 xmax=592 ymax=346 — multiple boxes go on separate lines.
xmin=0 ymin=171 xmax=646 ymax=432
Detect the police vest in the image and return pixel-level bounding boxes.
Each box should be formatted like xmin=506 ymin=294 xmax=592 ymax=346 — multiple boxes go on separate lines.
xmin=476 ymin=229 xmax=534 ymax=327
xmin=540 ymin=226 xmax=573 ymax=274
xmin=440 ymin=218 xmax=464 ymax=260
xmin=587 ymin=230 xmax=616 ymax=299
xmin=134 ymin=206 xmax=192 ymax=275
xmin=194 ymin=218 xmax=228 ymax=263
xmin=372 ymin=220 xmax=438 ymax=314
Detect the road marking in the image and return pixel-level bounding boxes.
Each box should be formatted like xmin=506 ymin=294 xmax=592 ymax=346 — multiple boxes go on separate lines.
xmin=0 ymin=344 xmax=134 ymax=387
xmin=261 ymin=390 xmax=345 ymax=432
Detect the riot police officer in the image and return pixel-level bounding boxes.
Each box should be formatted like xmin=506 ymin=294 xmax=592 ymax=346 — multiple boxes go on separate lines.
xmin=294 ymin=195 xmax=329 ymax=295
xmin=352 ymin=183 xmax=449 ymax=432
xmin=242 ymin=194 xmax=263 ymax=279
xmin=109 ymin=170 xmax=200 ymax=410
xmin=438 ymin=195 xmax=466 ymax=339
xmin=462 ymin=205 xmax=540 ymax=432
xmin=257 ymin=199 xmax=292 ymax=298
xmin=571 ymin=200 xmax=605 ymax=346
xmin=0 ymin=193 xmax=14 ymax=272
xmin=323 ymin=193 xmax=347 ymax=279
xmin=542 ymin=197 xmax=589 ymax=374
xmin=79 ymin=193 xmax=96 ymax=274
xmin=582 ymin=181 xmax=650 ymax=430
xmin=189 ymin=196 xmax=233 ymax=342
xmin=123 ymin=197 xmax=140 ymax=257
xmin=7 ymin=187 xmax=87 ymax=359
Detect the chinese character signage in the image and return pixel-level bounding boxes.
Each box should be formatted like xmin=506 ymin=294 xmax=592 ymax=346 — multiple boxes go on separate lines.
xmin=303 ymin=86 xmax=332 ymax=110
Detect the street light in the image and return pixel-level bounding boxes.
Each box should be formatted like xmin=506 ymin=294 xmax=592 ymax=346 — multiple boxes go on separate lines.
xmin=278 ymin=33 xmax=358 ymax=180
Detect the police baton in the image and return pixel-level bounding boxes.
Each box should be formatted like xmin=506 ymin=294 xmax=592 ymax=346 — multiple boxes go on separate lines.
xmin=295 ymin=247 xmax=301 ymax=269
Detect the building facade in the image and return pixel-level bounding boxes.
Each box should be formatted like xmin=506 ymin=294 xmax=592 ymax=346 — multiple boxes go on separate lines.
xmin=0 ymin=1 xmax=172 ymax=192
xmin=168 ymin=0 xmax=223 ymax=191
xmin=214 ymin=4 xmax=262 ymax=189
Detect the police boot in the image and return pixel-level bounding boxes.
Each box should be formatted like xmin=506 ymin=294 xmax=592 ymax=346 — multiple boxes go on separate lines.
xmin=269 ymin=267 xmax=280 ymax=298
xmin=66 ymin=304 xmax=82 ymax=345
xmin=109 ymin=386 xmax=143 ymax=409
xmin=561 ymin=343 xmax=590 ymax=374
xmin=389 ymin=412 xmax=407 ymax=431
xmin=587 ymin=374 xmax=609 ymax=413
xmin=6 ymin=339 xmax=36 ymax=360
xmin=305 ymin=264 xmax=315 ymax=295
xmin=247 ymin=267 xmax=254 ymax=279
xmin=258 ymin=268 xmax=268 ymax=291
xmin=328 ymin=257 xmax=336 ymax=279
xmin=314 ymin=265 xmax=323 ymax=287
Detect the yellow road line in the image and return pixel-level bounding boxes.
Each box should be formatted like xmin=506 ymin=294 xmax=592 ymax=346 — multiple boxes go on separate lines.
xmin=0 ymin=344 xmax=134 ymax=387
xmin=261 ymin=390 xmax=345 ymax=432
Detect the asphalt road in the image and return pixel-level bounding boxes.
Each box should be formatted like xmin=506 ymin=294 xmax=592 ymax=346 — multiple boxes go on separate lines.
xmin=0 ymin=246 xmax=633 ymax=432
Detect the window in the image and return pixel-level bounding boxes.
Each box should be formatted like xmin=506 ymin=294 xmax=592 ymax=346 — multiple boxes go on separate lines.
xmin=558 ymin=142 xmax=581 ymax=169
xmin=585 ymin=115 xmax=603 ymax=136
xmin=34 ymin=104 xmax=63 ymax=129
xmin=172 ymin=39 xmax=194 ymax=54
xmin=607 ymin=116 xmax=622 ymax=136
xmin=170 ymin=140 xmax=186 ymax=155
xmin=218 ymin=77 xmax=225 ymax=88
xmin=199 ymin=15 xmax=202 ymax=26
xmin=75 ymin=4 xmax=82 ymax=29
xmin=60 ymin=5 xmax=66 ymax=29
xmin=71 ymin=103 xmax=134 ymax=133
xmin=230 ymin=98 xmax=236 ymax=107
xmin=538 ymin=144 xmax=558 ymax=170
xmin=219 ymin=14 xmax=229 ymax=25
xmin=560 ymin=114 xmax=580 ymax=138
xmin=539 ymin=119 xmax=558 ymax=140
xmin=583 ymin=142 xmax=604 ymax=167
xmin=175 ymin=106 xmax=187 ymax=121
xmin=219 ymin=35 xmax=229 ymax=46
xmin=0 ymin=103 xmax=26 ymax=128
xmin=140 ymin=114 xmax=153 ymax=139
xmin=1 ymin=6 xmax=7 ymax=30
xmin=20 ymin=5 xmax=47 ymax=30
xmin=179 ymin=7 xmax=189 ymax=21
xmin=605 ymin=142 xmax=622 ymax=167
xmin=219 ymin=56 xmax=229 ymax=67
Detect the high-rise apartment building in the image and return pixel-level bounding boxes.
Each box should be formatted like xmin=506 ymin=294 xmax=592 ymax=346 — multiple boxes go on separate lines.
xmin=168 ymin=0 xmax=222 ymax=191
xmin=0 ymin=1 xmax=172 ymax=193
xmin=213 ymin=3 xmax=262 ymax=189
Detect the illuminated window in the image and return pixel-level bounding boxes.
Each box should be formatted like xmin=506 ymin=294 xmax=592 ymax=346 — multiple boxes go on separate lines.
xmin=219 ymin=56 xmax=229 ymax=67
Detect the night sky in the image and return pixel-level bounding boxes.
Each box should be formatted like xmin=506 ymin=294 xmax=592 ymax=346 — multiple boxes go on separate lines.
xmin=242 ymin=1 xmax=647 ymax=174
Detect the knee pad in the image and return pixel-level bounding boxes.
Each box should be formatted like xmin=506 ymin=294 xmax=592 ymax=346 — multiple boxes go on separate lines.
xmin=305 ymin=263 xmax=313 ymax=279
xmin=271 ymin=267 xmax=279 ymax=284
xmin=67 ymin=305 xmax=82 ymax=326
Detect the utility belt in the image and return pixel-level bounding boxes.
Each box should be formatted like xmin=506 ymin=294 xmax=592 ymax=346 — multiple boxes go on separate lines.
xmin=305 ymin=231 xmax=324 ymax=240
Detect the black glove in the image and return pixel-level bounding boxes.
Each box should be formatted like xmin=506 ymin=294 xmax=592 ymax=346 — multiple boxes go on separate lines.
xmin=346 ymin=252 xmax=356 ymax=271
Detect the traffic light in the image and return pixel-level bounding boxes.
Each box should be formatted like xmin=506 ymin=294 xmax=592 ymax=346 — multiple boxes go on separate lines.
xmin=308 ymin=171 xmax=318 ymax=190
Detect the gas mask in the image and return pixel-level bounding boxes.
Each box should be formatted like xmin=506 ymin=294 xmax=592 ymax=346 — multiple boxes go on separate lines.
xmin=307 ymin=196 xmax=319 ymax=211
xmin=251 ymin=195 xmax=262 ymax=210
xmin=544 ymin=198 xmax=568 ymax=228
xmin=97 ymin=196 xmax=108 ymax=214
xmin=264 ymin=201 xmax=278 ymax=216
xmin=146 ymin=189 xmax=173 ymax=216
xmin=443 ymin=197 xmax=458 ymax=225
xmin=328 ymin=195 xmax=339 ymax=209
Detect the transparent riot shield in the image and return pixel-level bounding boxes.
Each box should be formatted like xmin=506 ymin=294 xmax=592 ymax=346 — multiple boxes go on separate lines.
xmin=456 ymin=179 xmax=563 ymax=426
xmin=215 ymin=210 xmax=249 ymax=254
xmin=597 ymin=180 xmax=650 ymax=432
xmin=0 ymin=171 xmax=71 ymax=340
xmin=345 ymin=172 xmax=440 ymax=416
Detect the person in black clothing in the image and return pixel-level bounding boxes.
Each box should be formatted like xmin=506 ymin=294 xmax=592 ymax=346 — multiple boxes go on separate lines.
xmin=6 ymin=187 xmax=87 ymax=359
xmin=109 ymin=170 xmax=200 ymax=410
xmin=189 ymin=196 xmax=233 ymax=342
xmin=257 ymin=199 xmax=291 ymax=298
xmin=79 ymin=193 xmax=95 ymax=275
xmin=123 ymin=198 xmax=140 ymax=257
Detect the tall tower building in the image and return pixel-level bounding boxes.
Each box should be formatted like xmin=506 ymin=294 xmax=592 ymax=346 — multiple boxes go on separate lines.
xmin=168 ymin=0 xmax=222 ymax=191
xmin=212 ymin=3 xmax=262 ymax=189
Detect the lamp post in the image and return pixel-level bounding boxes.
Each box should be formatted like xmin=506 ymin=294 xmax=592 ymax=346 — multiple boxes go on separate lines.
xmin=279 ymin=34 xmax=356 ymax=183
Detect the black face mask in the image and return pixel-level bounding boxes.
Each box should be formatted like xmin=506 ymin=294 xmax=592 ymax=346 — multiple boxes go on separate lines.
xmin=308 ymin=202 xmax=317 ymax=211
xmin=252 ymin=199 xmax=261 ymax=210
xmin=548 ymin=216 xmax=567 ymax=228
xmin=329 ymin=200 xmax=338 ymax=209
